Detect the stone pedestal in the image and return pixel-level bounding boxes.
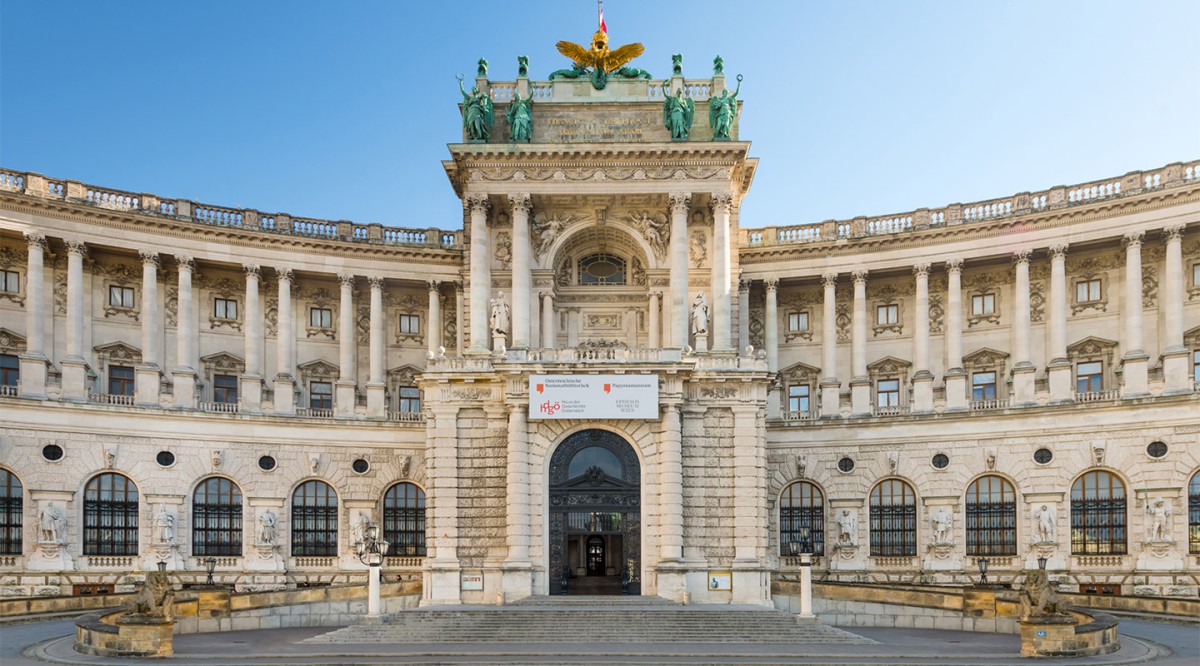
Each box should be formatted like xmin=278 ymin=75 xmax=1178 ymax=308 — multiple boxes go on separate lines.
xmin=1161 ymin=348 xmax=1192 ymax=394
xmin=828 ymin=543 xmax=865 ymax=572
xmin=366 ymin=381 xmax=386 ymax=418
xmin=61 ymin=357 xmax=90 ymax=402
xmin=1120 ymin=353 xmax=1150 ymax=398
xmin=819 ymin=379 xmax=841 ymax=419
xmin=1011 ymin=364 xmax=1036 ymax=406
xmin=18 ymin=353 xmax=48 ymax=399
xmin=144 ymin=543 xmax=183 ymax=571
xmin=944 ymin=370 xmax=968 ymax=412
xmin=134 ymin=364 xmax=162 ymax=407
xmin=424 ymin=558 xmax=463 ymax=606
xmin=1024 ymin=542 xmax=1067 ymax=571
xmin=239 ymin=374 xmax=262 ymax=413
xmin=246 ymin=544 xmax=285 ymax=573
xmin=849 ymin=377 xmax=870 ymax=416
xmin=730 ymin=560 xmax=771 ymax=606
xmin=171 ymin=369 xmax=196 ymax=409
xmin=922 ymin=542 xmax=962 ymax=572
xmin=273 ymin=376 xmax=296 ymax=415
xmin=693 ymin=333 xmax=708 ymax=353
xmin=911 ymin=372 xmax=934 ymax=413
xmin=1135 ymin=540 xmax=1183 ymax=571
xmin=335 ymin=380 xmax=356 ymax=417
xmin=501 ymin=560 xmax=533 ymax=603
xmin=492 ymin=332 xmax=507 ymax=354
xmin=1047 ymin=359 xmax=1074 ymax=404
xmin=655 ymin=560 xmax=689 ymax=603
xmin=27 ymin=541 xmax=75 ymax=571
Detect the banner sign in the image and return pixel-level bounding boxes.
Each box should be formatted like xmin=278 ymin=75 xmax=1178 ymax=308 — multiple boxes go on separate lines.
xmin=529 ymin=375 xmax=659 ymax=420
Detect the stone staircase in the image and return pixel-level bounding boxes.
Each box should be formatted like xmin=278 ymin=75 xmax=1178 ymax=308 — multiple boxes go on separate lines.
xmin=305 ymin=596 xmax=870 ymax=646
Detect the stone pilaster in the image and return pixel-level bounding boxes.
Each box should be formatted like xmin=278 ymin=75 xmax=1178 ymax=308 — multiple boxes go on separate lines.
xmin=944 ymin=260 xmax=967 ymax=412
xmin=454 ymin=281 xmax=465 ymax=353
xmin=1160 ymin=225 xmax=1190 ymax=393
xmin=427 ymin=281 xmax=442 ymax=354
xmin=366 ymin=276 xmax=386 ymax=417
xmin=764 ymin=278 xmax=778 ymax=371
xmin=1047 ymin=245 xmax=1073 ymax=403
xmin=656 ymin=402 xmax=686 ymax=602
xmin=709 ymin=193 xmax=733 ymax=351
xmin=668 ymin=192 xmax=690 ymax=348
xmin=466 ymin=195 xmax=491 ymax=353
xmin=239 ymin=264 xmax=263 ymax=412
xmin=850 ymin=270 xmax=870 ymax=416
xmin=61 ymin=239 xmax=90 ymax=401
xmin=731 ymin=405 xmax=769 ymax=606
xmin=135 ymin=250 xmax=162 ymax=407
xmin=820 ymin=272 xmax=840 ymax=418
xmin=170 ymin=255 xmax=197 ymax=409
xmin=1011 ymin=250 xmax=1036 ymax=406
xmin=425 ymin=406 xmax=462 ymax=605
xmin=273 ymin=268 xmax=296 ymax=415
xmin=912 ymin=263 xmax=933 ymax=413
xmin=737 ymin=278 xmax=750 ymax=351
xmin=336 ymin=273 xmax=357 ymax=416
xmin=540 ymin=292 xmax=555 ymax=348
xmin=1121 ymin=231 xmax=1149 ymax=397
xmin=502 ymin=404 xmax=532 ymax=601
xmin=19 ymin=232 xmax=48 ymax=399
xmin=508 ymin=193 xmax=532 ymax=349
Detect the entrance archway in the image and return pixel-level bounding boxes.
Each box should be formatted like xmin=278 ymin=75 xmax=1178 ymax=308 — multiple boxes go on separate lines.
xmin=548 ymin=429 xmax=640 ymax=595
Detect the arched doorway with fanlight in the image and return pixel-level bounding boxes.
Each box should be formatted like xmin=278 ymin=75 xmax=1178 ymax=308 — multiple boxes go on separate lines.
xmin=548 ymin=429 xmax=641 ymax=595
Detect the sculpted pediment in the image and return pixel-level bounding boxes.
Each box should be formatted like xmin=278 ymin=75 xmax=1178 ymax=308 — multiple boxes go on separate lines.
xmin=0 ymin=328 xmax=26 ymax=354
xmin=1067 ymin=336 xmax=1118 ymax=356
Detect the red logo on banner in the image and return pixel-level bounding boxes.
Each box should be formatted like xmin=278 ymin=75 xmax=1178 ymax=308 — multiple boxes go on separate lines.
xmin=603 ymin=383 xmax=611 ymax=393
xmin=536 ymin=383 xmax=544 ymax=393
xmin=538 ymin=400 xmax=561 ymax=415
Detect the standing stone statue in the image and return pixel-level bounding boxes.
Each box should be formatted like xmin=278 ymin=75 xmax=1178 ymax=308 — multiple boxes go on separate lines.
xmin=1032 ymin=503 xmax=1057 ymax=543
xmin=836 ymin=508 xmax=858 ymax=546
xmin=154 ymin=505 xmax=176 ymax=544
xmin=690 ymin=292 xmax=709 ymax=335
xmin=257 ymin=510 xmax=278 ymax=546
xmin=39 ymin=502 xmax=67 ymax=544
xmin=457 ymin=74 xmax=494 ymax=142
xmin=507 ymin=92 xmax=533 ymax=143
xmin=490 ymin=294 xmax=510 ymax=335
xmin=661 ymin=83 xmax=695 ymax=140
xmin=931 ymin=507 xmax=953 ymax=544
xmin=708 ymin=74 xmax=742 ymax=140
xmin=1146 ymin=497 xmax=1172 ymax=542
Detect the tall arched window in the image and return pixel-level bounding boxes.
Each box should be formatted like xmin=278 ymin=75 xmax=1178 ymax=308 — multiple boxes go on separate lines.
xmin=383 ymin=482 xmax=426 ymax=557
xmin=83 ymin=473 xmax=139 ymax=556
xmin=292 ymin=480 xmax=338 ymax=557
xmin=193 ymin=477 xmax=243 ymax=557
xmin=0 ymin=469 xmax=21 ymax=555
xmin=1070 ymin=470 xmax=1126 ymax=555
xmin=780 ymin=481 xmax=824 ymax=556
xmin=870 ymin=479 xmax=916 ymax=557
xmin=1188 ymin=471 xmax=1200 ymax=554
xmin=965 ymin=475 xmax=1017 ymax=556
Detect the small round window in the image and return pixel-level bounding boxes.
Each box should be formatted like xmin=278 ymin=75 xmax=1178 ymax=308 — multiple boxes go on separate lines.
xmin=931 ymin=453 xmax=949 ymax=469
xmin=352 ymin=458 xmax=370 ymax=474
xmin=156 ymin=451 xmax=176 ymax=467
xmin=258 ymin=455 xmax=277 ymax=471
xmin=1033 ymin=448 xmax=1053 ymax=465
xmin=837 ymin=457 xmax=855 ymax=473
xmin=577 ymin=253 xmax=626 ymax=286
xmin=42 ymin=444 xmax=64 ymax=462
xmin=1146 ymin=441 xmax=1167 ymax=459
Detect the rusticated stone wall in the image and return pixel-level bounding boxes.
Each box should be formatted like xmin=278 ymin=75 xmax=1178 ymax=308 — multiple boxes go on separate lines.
xmin=681 ymin=407 xmax=736 ymax=566
xmin=455 ymin=407 xmax=507 ymax=568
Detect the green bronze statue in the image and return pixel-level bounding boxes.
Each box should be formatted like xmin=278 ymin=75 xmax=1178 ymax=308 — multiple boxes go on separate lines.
xmin=476 ymin=57 xmax=489 ymax=78
xmin=507 ymin=92 xmax=533 ymax=143
xmin=661 ymin=82 xmax=695 ymax=141
xmin=671 ymin=54 xmax=683 ymax=76
xmin=457 ymin=74 xmax=494 ymax=142
xmin=708 ymin=74 xmax=742 ymax=141
xmin=550 ymin=30 xmax=651 ymax=90
xmin=713 ymin=55 xmax=724 ymax=76
xmin=517 ymin=55 xmax=529 ymax=78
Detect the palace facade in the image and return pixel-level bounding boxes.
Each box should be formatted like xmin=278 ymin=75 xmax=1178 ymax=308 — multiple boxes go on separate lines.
xmin=1 ymin=59 xmax=1199 ymax=605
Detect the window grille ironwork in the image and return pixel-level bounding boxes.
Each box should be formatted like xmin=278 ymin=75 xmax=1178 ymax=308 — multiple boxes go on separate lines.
xmin=1189 ymin=472 xmax=1200 ymax=555
xmin=192 ymin=477 xmax=243 ymax=557
xmin=383 ymin=482 xmax=425 ymax=557
xmin=567 ymin=511 xmax=623 ymax=533
xmin=870 ymin=479 xmax=916 ymax=557
xmin=83 ymin=473 xmax=139 ymax=556
xmin=965 ymin=475 xmax=1017 ymax=556
xmin=780 ymin=481 xmax=824 ymax=556
xmin=0 ymin=469 xmax=21 ymax=555
xmin=291 ymin=480 xmax=338 ymax=557
xmin=577 ymin=253 xmax=626 ymax=286
xmin=1071 ymin=470 xmax=1127 ymax=555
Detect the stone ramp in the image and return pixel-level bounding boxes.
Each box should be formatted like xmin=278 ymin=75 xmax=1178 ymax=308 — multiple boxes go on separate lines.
xmin=304 ymin=596 xmax=870 ymax=645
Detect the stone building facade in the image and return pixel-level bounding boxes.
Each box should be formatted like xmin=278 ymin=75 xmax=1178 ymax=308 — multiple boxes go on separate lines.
xmin=1 ymin=60 xmax=1198 ymax=604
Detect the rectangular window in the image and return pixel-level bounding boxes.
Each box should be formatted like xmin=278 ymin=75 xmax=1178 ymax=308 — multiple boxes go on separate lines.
xmin=1193 ymin=263 xmax=1200 ymax=287
xmin=398 ymin=314 xmax=420 ymax=335
xmin=1076 ymin=279 xmax=1101 ymax=303
xmin=310 ymin=307 xmax=332 ymax=329
xmin=1076 ymin=361 xmax=1103 ymax=393
xmin=971 ymin=293 xmax=995 ymax=316
xmin=1193 ymin=350 xmax=1199 ymax=384
xmin=0 ymin=270 xmax=18 ymax=293
xmin=877 ymin=378 xmax=900 ymax=407
xmin=972 ymin=372 xmax=997 ymax=401
xmin=109 ymin=286 xmax=135 ymax=308
xmin=109 ymin=365 xmax=135 ymax=396
xmin=877 ymin=304 xmax=898 ymax=325
xmin=398 ymin=386 xmax=421 ymax=413
xmin=0 ymin=354 xmax=18 ymax=386
xmin=213 ymin=298 xmax=238 ymax=320
xmin=787 ymin=312 xmax=809 ymax=332
xmin=213 ymin=374 xmax=238 ymax=403
xmin=310 ymin=381 xmax=333 ymax=410
xmin=787 ymin=384 xmax=810 ymax=413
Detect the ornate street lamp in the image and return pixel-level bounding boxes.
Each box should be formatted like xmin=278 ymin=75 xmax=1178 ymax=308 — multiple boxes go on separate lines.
xmin=354 ymin=522 xmax=390 ymax=617
xmin=977 ymin=557 xmax=990 ymax=586
xmin=204 ymin=557 xmax=217 ymax=585
xmin=156 ymin=560 xmax=167 ymax=573
xmin=1037 ymin=555 xmax=1047 ymax=570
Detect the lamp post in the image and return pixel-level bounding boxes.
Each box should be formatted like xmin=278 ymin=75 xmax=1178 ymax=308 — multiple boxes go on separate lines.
xmin=977 ymin=557 xmax=990 ymax=586
xmin=354 ymin=522 xmax=390 ymax=618
xmin=204 ymin=557 xmax=216 ymax=586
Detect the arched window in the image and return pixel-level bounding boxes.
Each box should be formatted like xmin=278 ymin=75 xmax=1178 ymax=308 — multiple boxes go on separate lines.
xmin=193 ymin=477 xmax=243 ymax=557
xmin=0 ymin=469 xmax=21 ymax=555
xmin=577 ymin=253 xmax=626 ymax=286
xmin=1071 ymin=470 xmax=1126 ymax=555
xmin=83 ymin=473 xmax=139 ymax=556
xmin=383 ymin=482 xmax=426 ymax=557
xmin=291 ymin=480 xmax=338 ymax=557
xmin=1188 ymin=471 xmax=1200 ymax=554
xmin=869 ymin=479 xmax=916 ymax=557
xmin=780 ymin=481 xmax=824 ymax=556
xmin=965 ymin=475 xmax=1017 ymax=556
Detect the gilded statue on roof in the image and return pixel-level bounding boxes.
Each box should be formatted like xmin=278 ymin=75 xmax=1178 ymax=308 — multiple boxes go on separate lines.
xmin=549 ymin=29 xmax=652 ymax=90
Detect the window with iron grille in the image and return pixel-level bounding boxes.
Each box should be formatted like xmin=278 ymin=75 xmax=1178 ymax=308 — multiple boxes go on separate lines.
xmin=869 ymin=479 xmax=916 ymax=557
xmin=577 ymin=253 xmax=626 ymax=286
xmin=1189 ymin=472 xmax=1200 ymax=555
xmin=966 ymin=475 xmax=1016 ymax=556
xmin=972 ymin=372 xmax=997 ymax=401
xmin=83 ymin=473 xmax=139 ymax=556
xmin=397 ymin=386 xmax=421 ymax=413
xmin=192 ymin=477 xmax=243 ymax=557
xmin=309 ymin=381 xmax=333 ymax=410
xmin=787 ymin=384 xmax=810 ymax=413
xmin=1071 ymin=470 xmax=1126 ymax=555
xmin=291 ymin=480 xmax=338 ymax=557
xmin=0 ymin=469 xmax=21 ymax=555
xmin=213 ymin=374 xmax=238 ymax=403
xmin=1076 ymin=361 xmax=1103 ymax=393
xmin=780 ymin=481 xmax=824 ymax=556
xmin=0 ymin=270 xmax=18 ymax=293
xmin=0 ymin=354 xmax=18 ymax=387
xmin=109 ymin=365 xmax=135 ymax=396
xmin=383 ymin=482 xmax=426 ymax=557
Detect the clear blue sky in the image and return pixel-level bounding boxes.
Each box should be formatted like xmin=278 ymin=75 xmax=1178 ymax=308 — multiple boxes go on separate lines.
xmin=2 ymin=1 xmax=1197 ymax=230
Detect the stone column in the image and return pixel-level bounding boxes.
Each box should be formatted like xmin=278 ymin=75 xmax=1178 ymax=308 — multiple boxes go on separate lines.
xmin=427 ymin=281 xmax=442 ymax=354
xmin=336 ymin=273 xmax=356 ymax=416
xmin=1121 ymin=231 xmax=1149 ymax=397
xmin=240 ymin=265 xmax=263 ymax=412
xmin=731 ymin=405 xmax=769 ymax=605
xmin=454 ymin=281 xmax=465 ymax=353
xmin=540 ymin=292 xmax=555 ymax=349
xmin=912 ymin=263 xmax=934 ymax=413
xmin=1011 ymin=250 xmax=1036 ymax=406
xmin=273 ymin=268 xmax=296 ymax=415
xmin=135 ymin=251 xmax=162 ymax=407
xmin=710 ymin=193 xmax=733 ymax=351
xmin=764 ymin=278 xmax=779 ymax=372
xmin=19 ymin=233 xmax=49 ymax=399
xmin=566 ymin=309 xmax=579 ymax=347
xmin=1046 ymin=245 xmax=1073 ymax=403
xmin=944 ymin=260 xmax=967 ymax=411
xmin=1161 ymin=225 xmax=1190 ymax=393
xmin=170 ymin=255 xmax=197 ymax=408
xmin=508 ymin=194 xmax=532 ymax=349
xmin=737 ymin=279 xmax=750 ymax=351
xmin=61 ymin=240 xmax=90 ymax=401
xmin=466 ymin=195 xmax=491 ymax=352
xmin=849 ymin=270 xmax=870 ymax=416
xmin=502 ymin=404 xmax=532 ymax=600
xmin=366 ymin=276 xmax=386 ymax=417
xmin=820 ymin=273 xmax=840 ymax=418
xmin=658 ymin=404 xmax=683 ymax=562
xmin=649 ymin=291 xmax=661 ymax=349
xmin=425 ymin=406 xmax=462 ymax=605
xmin=668 ymin=192 xmax=690 ymax=348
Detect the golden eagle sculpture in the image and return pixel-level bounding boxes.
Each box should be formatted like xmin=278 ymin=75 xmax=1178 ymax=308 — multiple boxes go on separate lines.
xmin=550 ymin=29 xmax=653 ymax=90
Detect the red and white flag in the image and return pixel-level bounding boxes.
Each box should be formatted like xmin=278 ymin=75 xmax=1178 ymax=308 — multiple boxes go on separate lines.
xmin=599 ymin=2 xmax=607 ymax=33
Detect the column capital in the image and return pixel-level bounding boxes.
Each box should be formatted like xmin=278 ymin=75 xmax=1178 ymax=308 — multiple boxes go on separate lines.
xmin=851 ymin=269 xmax=868 ymax=285
xmin=367 ymin=276 xmax=385 ymax=290
xmin=912 ymin=262 xmax=930 ymax=278
xmin=945 ymin=258 xmax=964 ymax=274
xmin=23 ymin=231 xmax=46 ymax=250
xmin=1048 ymin=243 xmax=1069 ymax=259
xmin=764 ymin=277 xmax=779 ymax=291
xmin=464 ymin=194 xmax=491 ymax=214
xmin=506 ymin=193 xmax=532 ymax=214
xmin=668 ymin=192 xmax=692 ymax=214
xmin=65 ymin=239 xmax=88 ymax=257
xmin=821 ymin=272 xmax=838 ymax=288
xmin=428 ymin=279 xmax=441 ymax=292
xmin=1123 ymin=230 xmax=1145 ymax=249
xmin=707 ymin=193 xmax=733 ymax=213
xmin=540 ymin=291 xmax=554 ymax=300
xmin=276 ymin=267 xmax=294 ymax=282
xmin=1163 ymin=224 xmax=1185 ymax=242
xmin=737 ymin=277 xmax=750 ymax=292
xmin=139 ymin=250 xmax=160 ymax=268
xmin=454 ymin=280 xmax=465 ymax=292
xmin=243 ymin=264 xmax=261 ymax=279
xmin=1011 ymin=249 xmax=1032 ymax=265
xmin=175 ymin=255 xmax=193 ymax=271
xmin=337 ymin=273 xmax=356 ymax=288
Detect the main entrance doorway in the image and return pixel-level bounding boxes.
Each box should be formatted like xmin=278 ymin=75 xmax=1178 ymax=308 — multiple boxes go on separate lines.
xmin=548 ymin=429 xmax=640 ymax=595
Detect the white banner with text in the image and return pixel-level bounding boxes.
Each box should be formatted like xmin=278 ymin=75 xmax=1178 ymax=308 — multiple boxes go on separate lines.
xmin=528 ymin=375 xmax=659 ymax=420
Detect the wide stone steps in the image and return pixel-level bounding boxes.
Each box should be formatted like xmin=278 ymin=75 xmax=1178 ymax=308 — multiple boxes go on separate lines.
xmin=305 ymin=598 xmax=869 ymax=646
